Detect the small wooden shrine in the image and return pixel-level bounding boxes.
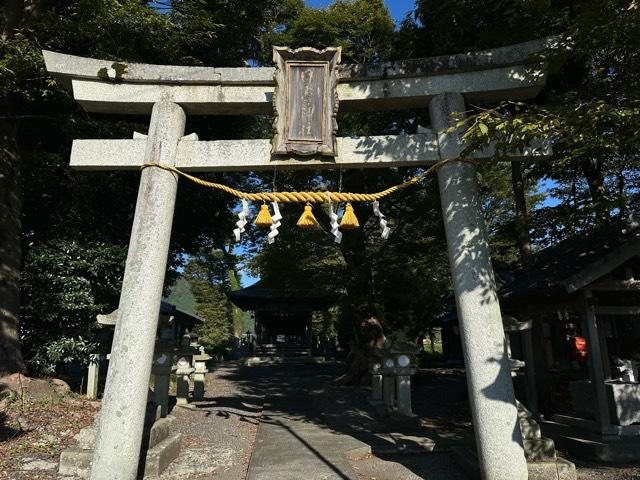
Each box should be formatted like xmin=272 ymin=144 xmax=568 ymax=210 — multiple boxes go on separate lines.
xmin=227 ymin=280 xmax=333 ymax=357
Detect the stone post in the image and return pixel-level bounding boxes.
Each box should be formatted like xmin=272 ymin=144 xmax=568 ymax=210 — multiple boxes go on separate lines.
xmin=396 ymin=375 xmax=412 ymax=416
xmin=382 ymin=374 xmax=395 ymax=410
xmin=582 ymin=289 xmax=610 ymax=428
xmin=90 ymin=102 xmax=186 ymax=480
xmin=152 ymin=351 xmax=173 ymax=417
xmin=192 ymin=349 xmax=210 ymax=401
xmin=87 ymin=354 xmax=100 ymax=400
xmin=371 ymin=374 xmax=383 ymax=403
xmin=429 ymin=92 xmax=527 ymax=480
xmin=175 ymin=355 xmax=194 ymax=406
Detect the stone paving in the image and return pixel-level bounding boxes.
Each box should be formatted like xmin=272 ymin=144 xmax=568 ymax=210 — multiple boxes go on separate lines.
xmin=246 ymin=363 xmax=365 ymax=480
xmin=244 ymin=361 xmax=469 ymax=480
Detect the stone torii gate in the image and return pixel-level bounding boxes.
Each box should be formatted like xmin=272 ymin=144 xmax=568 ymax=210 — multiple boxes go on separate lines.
xmin=44 ymin=39 xmax=553 ymax=480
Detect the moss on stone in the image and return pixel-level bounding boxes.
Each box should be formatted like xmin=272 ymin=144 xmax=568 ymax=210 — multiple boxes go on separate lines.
xmin=97 ymin=67 xmax=109 ymax=80
xmin=96 ymin=63 xmax=128 ymax=81
xmin=111 ymin=63 xmax=127 ymax=78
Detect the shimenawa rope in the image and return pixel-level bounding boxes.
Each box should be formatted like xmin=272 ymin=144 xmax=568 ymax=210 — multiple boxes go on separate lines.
xmin=139 ymin=157 xmax=478 ymax=203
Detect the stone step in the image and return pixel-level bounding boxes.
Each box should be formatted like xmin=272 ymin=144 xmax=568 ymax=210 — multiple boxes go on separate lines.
xmin=58 ymin=417 xmax=180 ymax=479
xmin=450 ymin=445 xmax=576 ymax=480
xmin=524 ymin=437 xmax=557 ymax=462
xmin=543 ymin=430 xmax=640 ymax=463
xmin=254 ymin=347 xmax=312 ymax=357
xmin=142 ymin=433 xmax=182 ymax=478
xmin=520 ymin=416 xmax=542 ymax=440
xmin=58 ymin=434 xmax=182 ymax=479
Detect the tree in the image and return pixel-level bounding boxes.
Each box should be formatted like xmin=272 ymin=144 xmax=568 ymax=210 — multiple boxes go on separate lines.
xmin=406 ymin=0 xmax=640 ymax=245
xmin=0 ymin=0 xmax=293 ymax=375
xmin=183 ymin=248 xmax=236 ymax=353
xmin=258 ymin=0 xmax=394 ymax=63
xmin=0 ymin=0 xmax=40 ymax=374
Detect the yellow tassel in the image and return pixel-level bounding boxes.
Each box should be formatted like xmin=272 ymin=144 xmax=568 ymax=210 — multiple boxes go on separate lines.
xmin=254 ymin=203 xmax=273 ymax=227
xmin=340 ymin=203 xmax=360 ymax=230
xmin=297 ymin=203 xmax=318 ymax=229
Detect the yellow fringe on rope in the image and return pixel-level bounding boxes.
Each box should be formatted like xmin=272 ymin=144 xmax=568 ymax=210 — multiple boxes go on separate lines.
xmin=340 ymin=203 xmax=359 ymax=230
xmin=254 ymin=203 xmax=273 ymax=227
xmin=140 ymin=157 xmax=478 ymax=204
xmin=297 ymin=203 xmax=319 ymax=229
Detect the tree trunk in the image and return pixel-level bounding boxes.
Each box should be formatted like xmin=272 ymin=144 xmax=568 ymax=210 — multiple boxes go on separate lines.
xmin=511 ymin=161 xmax=532 ymax=269
xmin=1 ymin=0 xmax=24 ymax=40
xmin=581 ymin=158 xmax=610 ymax=225
xmin=334 ymin=214 xmax=384 ymax=385
xmin=0 ymin=115 xmax=26 ymax=375
xmin=0 ymin=0 xmax=30 ymax=375
xmin=510 ymin=162 xmax=550 ymax=415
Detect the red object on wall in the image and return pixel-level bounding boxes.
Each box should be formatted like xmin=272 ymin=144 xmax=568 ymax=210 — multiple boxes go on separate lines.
xmin=571 ymin=336 xmax=588 ymax=361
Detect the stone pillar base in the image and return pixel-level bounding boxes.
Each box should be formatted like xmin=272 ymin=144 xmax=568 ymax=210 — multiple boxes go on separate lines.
xmin=59 ymin=416 xmax=181 ymax=479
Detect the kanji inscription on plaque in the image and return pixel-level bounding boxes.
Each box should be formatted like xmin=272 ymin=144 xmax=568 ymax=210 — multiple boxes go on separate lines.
xmin=272 ymin=46 xmax=341 ymax=157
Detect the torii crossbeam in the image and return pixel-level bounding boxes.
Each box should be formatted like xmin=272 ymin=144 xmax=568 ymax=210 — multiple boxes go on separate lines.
xmin=44 ymin=38 xmax=554 ymax=480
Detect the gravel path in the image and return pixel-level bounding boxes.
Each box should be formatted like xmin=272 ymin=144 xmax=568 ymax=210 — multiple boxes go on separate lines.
xmin=159 ymin=361 xmax=266 ymax=480
xmin=575 ymin=462 xmax=640 ymax=480
xmin=351 ymin=453 xmax=467 ymax=480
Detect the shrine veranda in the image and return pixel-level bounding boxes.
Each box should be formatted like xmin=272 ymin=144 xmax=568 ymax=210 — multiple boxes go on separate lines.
xmin=44 ymin=39 xmax=554 ymax=480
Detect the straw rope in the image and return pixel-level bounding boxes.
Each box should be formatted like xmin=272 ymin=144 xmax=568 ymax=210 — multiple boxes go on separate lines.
xmin=140 ymin=157 xmax=478 ymax=203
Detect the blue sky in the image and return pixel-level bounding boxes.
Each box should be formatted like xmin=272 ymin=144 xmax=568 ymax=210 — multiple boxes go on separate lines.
xmin=305 ymin=0 xmax=415 ymax=25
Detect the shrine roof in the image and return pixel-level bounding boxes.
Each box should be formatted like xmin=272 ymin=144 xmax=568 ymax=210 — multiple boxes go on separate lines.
xmin=226 ymin=280 xmax=333 ymax=312
xmin=502 ymin=223 xmax=640 ymax=301
xmin=159 ymin=300 xmax=205 ymax=327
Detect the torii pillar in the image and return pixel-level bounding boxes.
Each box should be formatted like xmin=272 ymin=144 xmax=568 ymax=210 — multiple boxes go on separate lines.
xmin=91 ymin=102 xmax=185 ymax=480
xmin=431 ymin=92 xmax=527 ymax=479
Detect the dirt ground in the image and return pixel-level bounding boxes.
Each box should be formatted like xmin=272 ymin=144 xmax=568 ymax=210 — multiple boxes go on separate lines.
xmin=0 ymin=380 xmax=99 ymax=479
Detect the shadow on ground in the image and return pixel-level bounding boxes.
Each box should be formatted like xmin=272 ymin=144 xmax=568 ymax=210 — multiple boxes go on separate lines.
xmin=200 ymin=361 xmax=469 ymax=480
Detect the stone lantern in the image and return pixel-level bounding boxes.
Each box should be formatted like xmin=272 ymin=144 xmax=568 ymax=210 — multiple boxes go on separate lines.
xmin=175 ymin=354 xmax=195 ymax=406
xmin=192 ymin=346 xmax=211 ymax=400
xmin=377 ymin=333 xmax=419 ymax=416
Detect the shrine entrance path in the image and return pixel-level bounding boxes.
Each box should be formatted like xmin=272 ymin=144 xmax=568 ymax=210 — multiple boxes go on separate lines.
xmin=246 ymin=362 xmax=364 ymax=480
xmin=161 ymin=361 xmax=468 ymax=480
xmin=244 ymin=362 xmax=467 ymax=480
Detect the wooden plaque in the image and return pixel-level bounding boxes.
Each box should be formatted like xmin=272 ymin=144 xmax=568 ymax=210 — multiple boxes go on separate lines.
xmin=272 ymin=46 xmax=341 ymax=157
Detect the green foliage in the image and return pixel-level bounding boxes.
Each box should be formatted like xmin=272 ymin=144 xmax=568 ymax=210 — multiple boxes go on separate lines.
xmin=20 ymin=239 xmax=125 ymax=372
xmin=192 ymin=286 xmax=232 ymax=354
xmin=440 ymin=1 xmax=640 ymax=239
xmin=183 ymin=249 xmax=236 ymax=353
xmin=259 ymin=0 xmax=395 ymax=63
xmin=28 ymin=337 xmax=98 ymax=376
xmin=2 ymin=0 xmax=285 ymax=373
xmin=397 ymin=0 xmax=558 ymax=57
xmin=165 ymin=278 xmax=197 ymax=314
